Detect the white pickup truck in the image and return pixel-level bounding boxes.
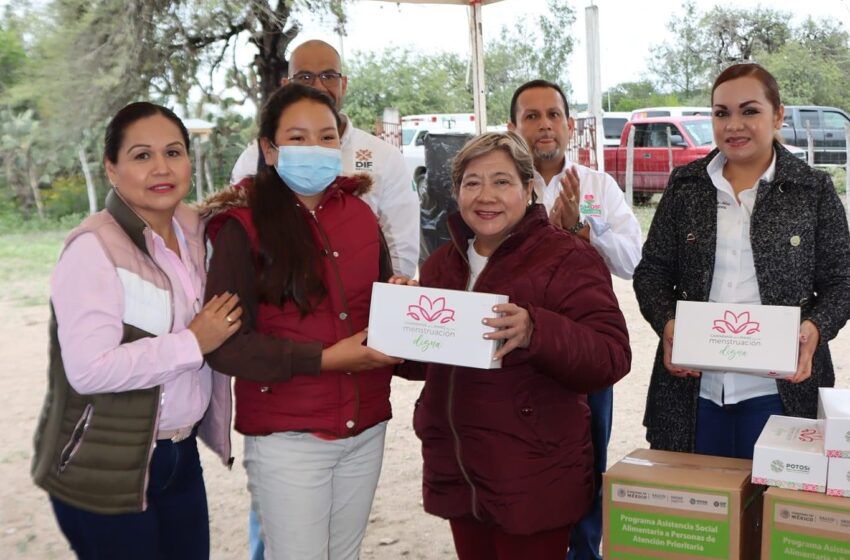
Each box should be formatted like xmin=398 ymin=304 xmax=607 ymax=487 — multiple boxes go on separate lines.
xmin=401 ymin=113 xmax=477 ymax=182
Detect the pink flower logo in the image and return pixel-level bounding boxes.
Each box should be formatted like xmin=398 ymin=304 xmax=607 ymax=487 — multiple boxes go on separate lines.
xmin=407 ymin=295 xmax=456 ymax=324
xmin=712 ymin=310 xmax=760 ymax=335
xmin=798 ymin=428 xmax=822 ymax=443
xmin=584 ymin=194 xmax=594 ymax=201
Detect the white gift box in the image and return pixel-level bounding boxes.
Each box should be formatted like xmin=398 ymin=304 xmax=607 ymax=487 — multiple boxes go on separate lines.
xmin=366 ymin=282 xmax=509 ymax=369
xmin=752 ymin=415 xmax=828 ymax=493
xmin=671 ymin=301 xmax=800 ymax=378
xmin=817 ymin=388 xmax=850 ymax=458
xmin=827 ymin=457 xmax=850 ymax=497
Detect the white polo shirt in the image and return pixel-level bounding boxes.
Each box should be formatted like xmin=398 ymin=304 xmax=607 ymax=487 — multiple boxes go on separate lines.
xmin=699 ymin=151 xmax=780 ymax=406
xmin=230 ymin=115 xmax=419 ymax=277
xmin=533 ymin=158 xmax=642 ymax=279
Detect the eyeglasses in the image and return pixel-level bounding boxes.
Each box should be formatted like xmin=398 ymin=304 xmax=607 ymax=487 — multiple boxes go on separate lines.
xmin=290 ymin=71 xmax=343 ymax=86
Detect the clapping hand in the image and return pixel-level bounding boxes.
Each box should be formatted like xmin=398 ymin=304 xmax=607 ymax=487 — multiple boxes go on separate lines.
xmin=550 ymin=167 xmax=584 ymax=238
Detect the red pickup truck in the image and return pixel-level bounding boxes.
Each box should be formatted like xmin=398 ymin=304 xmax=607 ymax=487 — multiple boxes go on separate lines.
xmin=603 ymin=116 xmax=714 ymax=203
xmin=590 ymin=115 xmax=806 ymax=203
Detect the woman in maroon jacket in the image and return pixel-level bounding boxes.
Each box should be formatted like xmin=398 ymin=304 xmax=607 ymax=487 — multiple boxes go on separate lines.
xmin=395 ymin=132 xmax=631 ymax=559
xmin=202 ymin=83 xmax=401 ymax=559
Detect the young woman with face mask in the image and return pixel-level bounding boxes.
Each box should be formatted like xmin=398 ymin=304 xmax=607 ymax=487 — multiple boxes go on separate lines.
xmin=201 ymin=83 xmax=402 ymax=560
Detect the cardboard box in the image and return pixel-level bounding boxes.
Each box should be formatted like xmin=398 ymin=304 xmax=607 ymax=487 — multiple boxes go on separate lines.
xmin=752 ymin=415 xmax=828 ymax=493
xmin=603 ymin=449 xmax=762 ymax=560
xmin=366 ymin=282 xmax=508 ymax=369
xmin=761 ymin=487 xmax=850 ymax=560
xmin=671 ymin=301 xmax=800 ymax=378
xmin=818 ymin=388 xmax=850 ymax=458
xmin=827 ymin=457 xmax=850 ymax=498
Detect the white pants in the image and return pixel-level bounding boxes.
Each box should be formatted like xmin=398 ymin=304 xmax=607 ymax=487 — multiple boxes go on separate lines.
xmin=244 ymin=421 xmax=388 ymax=560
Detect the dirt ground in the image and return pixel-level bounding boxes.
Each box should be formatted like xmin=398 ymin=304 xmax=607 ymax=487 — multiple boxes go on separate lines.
xmin=2 ymin=276 xmax=849 ymax=559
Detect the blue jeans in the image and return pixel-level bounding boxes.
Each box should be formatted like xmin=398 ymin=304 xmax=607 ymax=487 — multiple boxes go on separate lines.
xmin=568 ymin=387 xmax=612 ymax=560
xmin=249 ymin=507 xmax=264 ymax=560
xmin=50 ymin=434 xmax=209 ymax=559
xmin=695 ymin=394 xmax=784 ymax=459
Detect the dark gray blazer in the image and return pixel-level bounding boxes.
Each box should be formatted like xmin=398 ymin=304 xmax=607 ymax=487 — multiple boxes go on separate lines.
xmin=633 ymin=143 xmax=850 ymax=452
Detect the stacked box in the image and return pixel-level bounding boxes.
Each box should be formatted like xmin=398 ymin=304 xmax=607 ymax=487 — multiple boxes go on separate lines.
xmin=818 ymin=388 xmax=850 ymax=458
xmin=752 ymin=415 xmax=828 ymax=493
xmin=826 ymin=457 xmax=850 ymax=498
xmin=604 ymin=449 xmax=762 ymax=559
xmin=761 ymin=487 xmax=850 ymax=559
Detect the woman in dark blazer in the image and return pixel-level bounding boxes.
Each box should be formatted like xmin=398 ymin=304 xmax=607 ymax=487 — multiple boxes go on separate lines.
xmin=634 ymin=63 xmax=850 ymax=457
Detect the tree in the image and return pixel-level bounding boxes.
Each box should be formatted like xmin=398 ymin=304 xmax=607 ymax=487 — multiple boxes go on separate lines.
xmin=0 ymin=1 xmax=342 ymax=219
xmin=700 ymin=6 xmax=790 ymax=68
xmin=11 ymin=0 xmax=345 ymax=139
xmin=759 ymin=18 xmax=850 ymax=111
xmin=344 ymin=0 xmax=576 ymax=129
xmin=648 ymin=1 xmax=709 ymax=97
xmin=0 ymin=108 xmax=46 ymax=218
xmin=484 ymin=0 xmax=575 ymax=124
xmin=602 ymin=81 xmax=684 ymax=112
xmin=647 ymin=4 xmax=792 ymax=97
xmin=345 ymin=48 xmax=471 ymax=132
xmin=0 ymin=17 xmax=25 ymax=94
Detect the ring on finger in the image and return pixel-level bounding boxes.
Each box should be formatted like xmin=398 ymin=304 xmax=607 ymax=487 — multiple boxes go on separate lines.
xmin=226 ymin=315 xmax=234 ymax=324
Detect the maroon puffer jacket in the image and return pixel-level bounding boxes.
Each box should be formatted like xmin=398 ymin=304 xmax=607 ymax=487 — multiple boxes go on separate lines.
xmin=408 ymin=204 xmax=631 ymax=535
xmin=206 ymin=177 xmax=393 ymax=437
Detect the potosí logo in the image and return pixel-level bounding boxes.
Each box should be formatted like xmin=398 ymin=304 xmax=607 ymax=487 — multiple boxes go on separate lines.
xmin=770 ymin=459 xmax=785 ymax=473
xmin=785 ymin=463 xmax=811 ymax=474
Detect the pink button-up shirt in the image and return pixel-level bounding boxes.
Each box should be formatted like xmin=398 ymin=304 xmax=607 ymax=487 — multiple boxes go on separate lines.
xmin=51 ymin=220 xmax=212 ymax=431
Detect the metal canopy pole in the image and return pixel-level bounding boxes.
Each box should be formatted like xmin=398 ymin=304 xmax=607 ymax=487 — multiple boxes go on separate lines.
xmin=586 ymin=4 xmax=603 ymax=172
xmin=468 ymin=1 xmax=487 ymax=133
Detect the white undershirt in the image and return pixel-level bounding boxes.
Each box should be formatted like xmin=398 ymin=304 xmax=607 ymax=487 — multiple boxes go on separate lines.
xmin=466 ymin=239 xmax=489 ymax=291
xmin=699 ymin=151 xmax=780 ymax=406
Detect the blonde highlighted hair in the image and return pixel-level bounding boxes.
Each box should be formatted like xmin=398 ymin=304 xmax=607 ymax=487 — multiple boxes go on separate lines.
xmin=450 ymin=131 xmax=536 ymax=197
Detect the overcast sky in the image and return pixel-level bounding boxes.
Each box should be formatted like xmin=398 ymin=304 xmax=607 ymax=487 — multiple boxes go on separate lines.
xmin=292 ymin=0 xmax=850 ymax=103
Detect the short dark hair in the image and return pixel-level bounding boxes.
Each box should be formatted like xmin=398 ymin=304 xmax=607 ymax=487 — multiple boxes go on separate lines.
xmin=451 ymin=132 xmax=535 ymax=197
xmin=104 ymin=102 xmax=190 ymax=164
xmin=712 ymin=63 xmax=781 ymax=111
xmin=510 ymin=80 xmax=570 ymax=124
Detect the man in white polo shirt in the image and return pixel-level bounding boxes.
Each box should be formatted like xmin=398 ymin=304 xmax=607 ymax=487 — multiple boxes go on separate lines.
xmin=231 ymin=39 xmax=419 ymax=278
xmin=232 ymin=40 xmax=419 ymax=560
xmin=508 ymin=79 xmax=641 ymax=560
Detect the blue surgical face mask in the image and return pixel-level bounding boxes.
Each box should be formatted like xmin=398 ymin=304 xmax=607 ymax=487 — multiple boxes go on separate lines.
xmin=273 ymin=144 xmax=342 ymax=197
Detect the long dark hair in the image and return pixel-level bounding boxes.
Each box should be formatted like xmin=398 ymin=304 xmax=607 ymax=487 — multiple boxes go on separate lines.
xmin=104 ymin=102 xmax=190 ymax=164
xmin=251 ymin=83 xmax=342 ymax=314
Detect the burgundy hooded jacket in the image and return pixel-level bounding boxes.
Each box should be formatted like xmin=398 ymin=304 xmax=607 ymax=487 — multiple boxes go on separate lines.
xmin=402 ymin=204 xmax=631 ymax=535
